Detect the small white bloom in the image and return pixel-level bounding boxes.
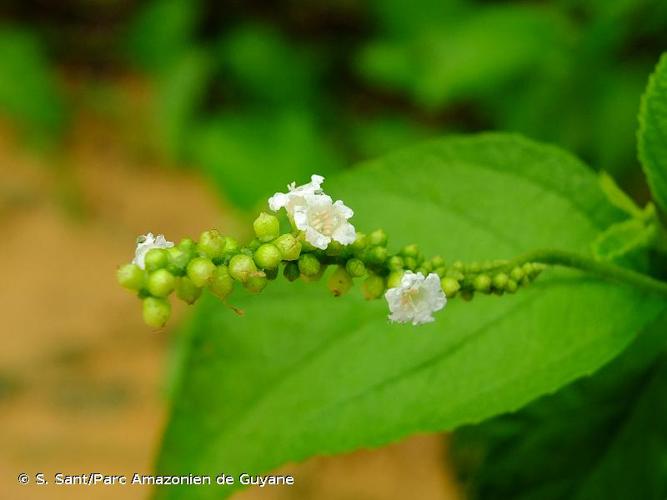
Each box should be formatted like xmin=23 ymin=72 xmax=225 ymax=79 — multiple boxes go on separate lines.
xmin=268 ymin=174 xmax=325 ymax=215
xmin=133 ymin=232 xmax=174 ymax=269
xmin=293 ymin=194 xmax=356 ymax=250
xmin=385 ymin=271 xmax=447 ymax=325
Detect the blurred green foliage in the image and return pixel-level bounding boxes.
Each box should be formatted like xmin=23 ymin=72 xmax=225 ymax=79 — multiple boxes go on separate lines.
xmin=2 ymin=0 xmax=665 ymax=204
xmin=0 ymin=27 xmax=66 ymax=146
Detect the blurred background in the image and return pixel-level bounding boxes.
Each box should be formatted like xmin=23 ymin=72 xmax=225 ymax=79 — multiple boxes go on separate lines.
xmin=1 ymin=0 xmax=666 ymax=498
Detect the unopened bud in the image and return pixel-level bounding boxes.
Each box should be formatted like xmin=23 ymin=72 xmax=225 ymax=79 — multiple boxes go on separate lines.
xmin=441 ymin=277 xmax=460 ymax=298
xmin=327 ymin=266 xmax=353 ymax=297
xmin=254 ymin=243 xmax=282 ymax=270
xmin=473 ymin=274 xmax=492 ymax=293
xmin=298 ymin=253 xmax=321 ymax=277
xmin=176 ymin=276 xmax=202 ymax=304
xmin=187 ymin=257 xmax=216 ymax=287
xmin=346 ymin=258 xmax=366 ymax=277
xmin=209 ymin=265 xmax=234 ymax=299
xmin=362 ymin=274 xmax=385 ymax=300
xmin=283 ymin=261 xmax=300 ymax=282
xmin=147 ymin=269 xmax=176 ymax=297
xmin=198 ymin=230 xmax=225 ymax=260
xmin=253 ymin=212 xmax=280 ymax=242
xmin=387 ymin=270 xmax=404 ymax=288
xmin=166 ymin=246 xmax=190 ymax=276
xmin=274 ymin=233 xmax=301 ymax=261
xmin=245 ymin=272 xmax=268 ymax=293
xmin=117 ymin=263 xmax=144 ymax=290
xmin=368 ymin=229 xmax=388 ymax=247
xmin=144 ymin=248 xmax=169 ymax=272
xmin=229 ymin=254 xmax=258 ymax=283
xmin=142 ymin=297 xmax=171 ymax=328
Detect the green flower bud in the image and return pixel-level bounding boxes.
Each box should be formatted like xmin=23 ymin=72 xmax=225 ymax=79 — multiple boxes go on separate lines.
xmin=166 ymin=246 xmax=190 ymax=276
xmin=176 ymin=276 xmax=202 ymax=305
xmin=420 ymin=261 xmax=433 ymax=274
xmin=327 ymin=266 xmax=353 ymax=297
xmin=492 ymin=273 xmax=509 ymax=291
xmin=254 ymin=243 xmax=282 ymax=270
xmin=430 ymin=255 xmax=445 ymax=268
xmin=298 ymin=253 xmax=321 ymax=277
xmin=301 ymin=265 xmax=326 ymax=282
xmin=452 ymin=260 xmax=464 ymax=271
xmin=265 ymin=267 xmax=279 ymax=280
xmin=404 ymin=256 xmax=418 ymax=270
xmin=510 ymin=266 xmax=525 ymax=282
xmin=446 ymin=269 xmax=464 ymax=281
xmin=208 ymin=265 xmax=234 ymax=299
xmin=387 ymin=255 xmax=404 ymax=271
xmin=345 ymin=258 xmax=366 ymax=277
xmin=273 ymin=233 xmax=301 ymax=261
xmin=283 ymin=261 xmax=300 ymax=282
xmin=187 ymin=257 xmax=216 ymax=287
xmin=400 ymin=243 xmax=419 ymax=258
xmin=142 ymin=297 xmax=171 ymax=328
xmin=253 ymin=212 xmax=280 ymax=242
xmin=387 ymin=270 xmax=404 ymax=288
xmin=222 ymin=236 xmax=239 ymax=255
xmin=362 ymin=274 xmax=385 ymax=300
xmin=473 ymin=274 xmax=492 ymax=293
xmin=144 ymin=248 xmax=169 ymax=272
xmin=441 ymin=277 xmax=460 ymax=298
xmin=229 ymin=254 xmax=258 ymax=283
xmin=198 ymin=230 xmax=225 ymax=260
xmin=248 ymin=238 xmax=261 ymax=251
xmin=367 ymin=246 xmax=388 ymax=265
xmin=351 ymin=232 xmax=368 ymax=253
xmin=117 ymin=263 xmax=145 ymax=290
xmin=467 ymin=262 xmax=481 ymax=273
xmin=506 ymin=279 xmax=518 ymax=293
xmin=435 ymin=266 xmax=447 ymax=277
xmin=147 ymin=269 xmax=176 ymax=297
xmin=178 ymin=237 xmax=196 ymax=253
xmin=368 ymin=229 xmax=388 ymax=247
xmin=245 ymin=272 xmax=268 ymax=294
xmin=325 ymin=240 xmax=345 ymax=256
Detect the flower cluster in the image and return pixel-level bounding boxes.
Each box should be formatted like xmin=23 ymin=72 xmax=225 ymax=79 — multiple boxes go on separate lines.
xmin=117 ymin=175 xmax=545 ymax=328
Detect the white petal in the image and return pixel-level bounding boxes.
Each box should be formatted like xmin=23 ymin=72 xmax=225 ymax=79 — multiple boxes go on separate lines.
xmin=332 ymin=221 xmax=356 ymax=245
xmin=305 ymin=226 xmax=330 ymax=250
xmin=268 ymin=192 xmax=289 ymax=211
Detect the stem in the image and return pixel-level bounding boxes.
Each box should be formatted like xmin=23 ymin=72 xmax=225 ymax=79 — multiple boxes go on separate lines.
xmin=506 ymin=249 xmax=667 ymax=298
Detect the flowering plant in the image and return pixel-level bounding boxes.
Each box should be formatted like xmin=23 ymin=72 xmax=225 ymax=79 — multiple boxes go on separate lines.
xmin=118 ymin=54 xmax=667 ymax=499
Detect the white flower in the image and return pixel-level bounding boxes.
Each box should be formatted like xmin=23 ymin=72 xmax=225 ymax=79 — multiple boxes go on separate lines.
xmin=385 ymin=271 xmax=447 ymax=325
xmin=292 ymin=194 xmax=356 ymax=250
xmin=268 ymin=174 xmax=325 ymax=216
xmin=133 ymin=232 xmax=174 ymax=269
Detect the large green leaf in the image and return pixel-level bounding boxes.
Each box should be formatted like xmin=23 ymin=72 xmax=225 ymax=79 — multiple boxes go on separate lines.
xmin=451 ymin=311 xmax=667 ymax=500
xmin=638 ymin=53 xmax=667 ymax=214
xmin=155 ymin=134 xmax=667 ymax=498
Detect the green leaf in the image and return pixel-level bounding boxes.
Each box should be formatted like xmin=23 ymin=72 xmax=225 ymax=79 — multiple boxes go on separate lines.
xmin=591 ymin=216 xmax=656 ymax=263
xmin=0 ymin=28 xmax=66 ymax=144
xmin=638 ymin=53 xmax=667 ymax=214
xmin=156 ymin=134 xmax=667 ymax=499
xmin=451 ymin=311 xmax=667 ymax=500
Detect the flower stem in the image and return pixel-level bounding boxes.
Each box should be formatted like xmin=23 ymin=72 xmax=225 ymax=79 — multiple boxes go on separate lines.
xmin=505 ymin=249 xmax=667 ymax=298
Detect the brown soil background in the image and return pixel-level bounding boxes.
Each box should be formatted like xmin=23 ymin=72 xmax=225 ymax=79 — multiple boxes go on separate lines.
xmin=0 ymin=97 xmax=463 ymax=500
